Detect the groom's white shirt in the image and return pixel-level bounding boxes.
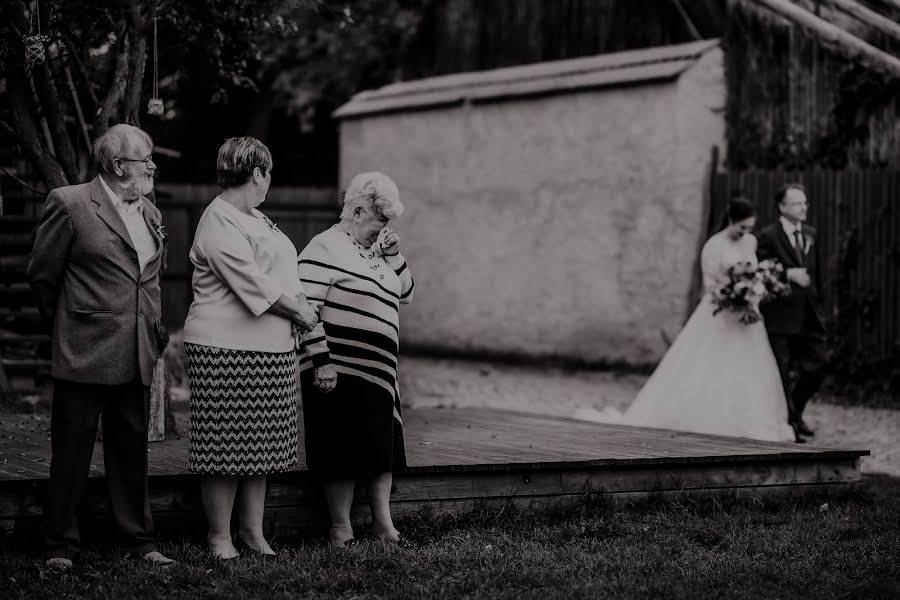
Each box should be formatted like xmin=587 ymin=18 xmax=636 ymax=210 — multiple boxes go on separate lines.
xmin=780 ymin=216 xmax=804 ymax=252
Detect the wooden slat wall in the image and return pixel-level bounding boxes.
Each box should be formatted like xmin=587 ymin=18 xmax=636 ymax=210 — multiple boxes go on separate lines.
xmin=710 ymin=169 xmax=900 ymax=363
xmin=725 ymin=0 xmax=900 ymax=170
xmin=155 ymin=184 xmax=339 ymax=328
xmin=401 ymin=0 xmax=724 ymax=79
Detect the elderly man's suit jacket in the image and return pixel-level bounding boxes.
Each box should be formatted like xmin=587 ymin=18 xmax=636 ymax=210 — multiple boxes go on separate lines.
xmin=27 ymin=176 xmax=166 ymax=386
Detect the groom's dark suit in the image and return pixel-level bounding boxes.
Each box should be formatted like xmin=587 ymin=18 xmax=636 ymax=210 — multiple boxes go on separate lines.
xmin=27 ymin=176 xmax=167 ymax=559
xmin=756 ymin=218 xmax=828 ymax=435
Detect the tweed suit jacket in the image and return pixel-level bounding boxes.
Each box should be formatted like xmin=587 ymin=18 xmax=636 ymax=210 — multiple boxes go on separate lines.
xmin=27 ymin=176 xmax=166 ymax=386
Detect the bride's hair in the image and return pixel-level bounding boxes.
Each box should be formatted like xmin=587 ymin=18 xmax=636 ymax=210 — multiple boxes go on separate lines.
xmin=718 ymin=196 xmax=756 ymax=231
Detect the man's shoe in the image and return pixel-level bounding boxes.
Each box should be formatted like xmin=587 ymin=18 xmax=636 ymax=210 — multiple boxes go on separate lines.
xmin=140 ymin=551 xmax=175 ymax=566
xmin=46 ymin=557 xmax=73 ymax=571
xmin=794 ymin=433 xmax=808 ymax=444
xmin=795 ymin=421 xmax=815 ymax=437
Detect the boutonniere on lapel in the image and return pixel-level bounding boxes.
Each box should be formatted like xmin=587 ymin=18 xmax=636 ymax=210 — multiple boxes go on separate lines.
xmin=150 ymin=219 xmax=168 ymax=244
xmin=803 ymin=233 xmax=813 ymax=254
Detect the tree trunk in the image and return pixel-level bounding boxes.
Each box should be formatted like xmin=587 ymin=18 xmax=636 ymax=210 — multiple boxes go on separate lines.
xmin=8 ymin=101 xmax=68 ymax=188
xmin=246 ymin=86 xmax=275 ymax=141
xmin=3 ymin=0 xmax=67 ymax=188
xmin=123 ymin=33 xmax=147 ymax=127
xmin=123 ymin=1 xmax=148 ymax=127
xmin=32 ymin=62 xmax=81 ymax=183
xmin=7 ymin=64 xmax=68 ymax=188
xmin=94 ymin=24 xmax=132 ymax=138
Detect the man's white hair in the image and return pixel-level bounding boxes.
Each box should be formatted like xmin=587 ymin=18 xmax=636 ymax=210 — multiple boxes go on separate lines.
xmin=340 ymin=172 xmax=404 ymax=220
xmin=93 ymin=124 xmax=153 ymax=174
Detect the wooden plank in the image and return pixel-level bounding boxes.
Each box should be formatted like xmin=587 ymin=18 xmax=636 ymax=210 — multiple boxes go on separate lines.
xmin=747 ymin=0 xmax=900 ymax=78
xmin=0 ymin=455 xmax=862 ymax=520
xmin=392 ymin=459 xmax=860 ymax=502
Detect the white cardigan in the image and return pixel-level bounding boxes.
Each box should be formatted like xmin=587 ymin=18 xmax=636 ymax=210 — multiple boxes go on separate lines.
xmin=183 ymin=197 xmax=302 ymax=353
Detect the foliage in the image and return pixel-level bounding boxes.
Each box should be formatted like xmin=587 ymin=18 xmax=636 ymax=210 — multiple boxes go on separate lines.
xmin=824 ymin=223 xmax=900 ymax=406
xmin=0 ymin=0 xmax=381 ymax=190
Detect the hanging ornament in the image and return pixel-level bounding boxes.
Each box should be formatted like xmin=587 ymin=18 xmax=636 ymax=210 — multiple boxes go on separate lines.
xmin=147 ymin=16 xmax=164 ymax=116
xmin=22 ymin=1 xmax=49 ymax=68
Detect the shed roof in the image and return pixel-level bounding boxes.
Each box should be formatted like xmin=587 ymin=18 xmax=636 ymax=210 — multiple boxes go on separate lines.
xmin=334 ymin=39 xmax=720 ymax=119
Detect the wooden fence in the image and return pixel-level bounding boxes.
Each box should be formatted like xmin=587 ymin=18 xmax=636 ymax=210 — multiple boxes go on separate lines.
xmin=709 ymin=170 xmax=900 ymax=366
xmin=155 ymin=184 xmax=339 ymax=328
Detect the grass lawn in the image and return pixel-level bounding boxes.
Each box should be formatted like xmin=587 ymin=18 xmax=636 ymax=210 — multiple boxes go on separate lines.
xmin=2 ymin=474 xmax=899 ymax=600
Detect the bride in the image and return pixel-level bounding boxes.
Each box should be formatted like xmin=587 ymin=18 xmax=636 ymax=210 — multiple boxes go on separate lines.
xmin=577 ymin=197 xmax=794 ymax=442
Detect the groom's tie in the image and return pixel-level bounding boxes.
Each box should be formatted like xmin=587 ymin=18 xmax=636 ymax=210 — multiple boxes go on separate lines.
xmin=793 ymin=228 xmax=805 ymax=263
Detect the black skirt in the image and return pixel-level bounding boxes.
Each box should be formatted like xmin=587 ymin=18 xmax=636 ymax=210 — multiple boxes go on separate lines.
xmin=300 ymin=371 xmax=406 ymax=479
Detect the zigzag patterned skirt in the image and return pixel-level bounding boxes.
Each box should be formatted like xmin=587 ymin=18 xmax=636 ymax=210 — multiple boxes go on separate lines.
xmin=185 ymin=343 xmax=298 ymax=476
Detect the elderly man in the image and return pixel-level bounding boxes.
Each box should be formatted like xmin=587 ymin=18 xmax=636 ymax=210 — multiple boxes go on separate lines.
xmin=27 ymin=123 xmax=174 ymax=568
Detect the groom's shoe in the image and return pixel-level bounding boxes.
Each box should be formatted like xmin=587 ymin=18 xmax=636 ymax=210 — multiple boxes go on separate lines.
xmin=790 ymin=420 xmax=815 ymax=438
xmin=795 ymin=421 xmax=815 ymax=437
xmin=793 ymin=432 xmax=807 ymax=444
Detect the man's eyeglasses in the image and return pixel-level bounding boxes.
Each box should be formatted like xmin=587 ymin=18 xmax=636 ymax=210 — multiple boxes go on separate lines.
xmin=117 ymin=155 xmax=155 ymax=165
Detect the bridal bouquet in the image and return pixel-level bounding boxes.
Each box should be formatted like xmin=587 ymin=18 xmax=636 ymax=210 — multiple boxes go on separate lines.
xmin=710 ymin=259 xmax=790 ymax=325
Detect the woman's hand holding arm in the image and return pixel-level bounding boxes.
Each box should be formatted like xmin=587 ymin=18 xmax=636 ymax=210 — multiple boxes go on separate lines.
xmin=266 ymin=293 xmax=318 ymax=333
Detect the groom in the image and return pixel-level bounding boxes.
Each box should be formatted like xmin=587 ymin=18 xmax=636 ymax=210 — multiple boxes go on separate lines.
xmin=757 ymin=183 xmax=828 ymax=443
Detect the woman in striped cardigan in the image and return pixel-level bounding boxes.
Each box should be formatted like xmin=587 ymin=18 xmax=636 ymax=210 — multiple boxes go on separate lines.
xmin=297 ymin=172 xmax=414 ymax=547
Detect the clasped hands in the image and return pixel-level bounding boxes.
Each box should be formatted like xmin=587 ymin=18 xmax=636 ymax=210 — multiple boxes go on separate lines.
xmin=786 ymin=267 xmax=811 ymax=288
xmin=293 ymin=298 xmax=319 ymax=335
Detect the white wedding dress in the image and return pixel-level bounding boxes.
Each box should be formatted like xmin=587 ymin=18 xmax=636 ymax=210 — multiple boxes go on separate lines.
xmin=576 ymin=231 xmax=794 ymax=442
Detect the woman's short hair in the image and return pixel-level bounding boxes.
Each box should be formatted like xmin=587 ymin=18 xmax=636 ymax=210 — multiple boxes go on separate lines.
xmin=216 ymin=137 xmax=273 ymax=189
xmin=727 ymin=196 xmax=756 ymax=223
xmin=93 ymin=124 xmax=153 ymax=174
xmin=340 ymin=172 xmax=404 ymax=220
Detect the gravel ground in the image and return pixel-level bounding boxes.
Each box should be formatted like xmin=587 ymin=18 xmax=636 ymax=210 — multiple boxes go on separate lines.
xmin=398 ymin=356 xmax=900 ymax=477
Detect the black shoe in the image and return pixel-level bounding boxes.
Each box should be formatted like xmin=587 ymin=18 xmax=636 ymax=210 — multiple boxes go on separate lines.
xmin=790 ymin=420 xmax=813 ymax=437
xmin=794 ymin=433 xmax=807 ymax=444
xmin=795 ymin=421 xmax=815 ymax=437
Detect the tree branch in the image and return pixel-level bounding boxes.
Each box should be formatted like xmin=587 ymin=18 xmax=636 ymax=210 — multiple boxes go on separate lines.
xmin=0 ymin=120 xmax=15 ymax=140
xmin=61 ymin=32 xmax=100 ymax=106
xmin=31 ymin=59 xmax=80 ymax=182
xmin=0 ymin=166 xmax=48 ymax=195
xmin=93 ymin=19 xmax=132 ymax=138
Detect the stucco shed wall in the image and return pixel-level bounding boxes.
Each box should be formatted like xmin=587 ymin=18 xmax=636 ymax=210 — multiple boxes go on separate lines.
xmin=338 ymin=47 xmax=725 ymax=365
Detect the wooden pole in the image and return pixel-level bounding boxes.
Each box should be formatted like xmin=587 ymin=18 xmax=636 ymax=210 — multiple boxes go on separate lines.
xmin=749 ymin=0 xmax=900 ymax=78
xmin=148 ymin=357 xmax=167 ymax=442
xmin=670 ymin=0 xmax=703 ymax=41
xmin=871 ymin=0 xmax=900 ymax=15
xmin=823 ymin=0 xmax=900 ymax=43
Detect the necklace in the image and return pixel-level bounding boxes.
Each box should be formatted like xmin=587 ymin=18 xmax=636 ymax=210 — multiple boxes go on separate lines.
xmin=344 ymin=231 xmax=382 ymax=272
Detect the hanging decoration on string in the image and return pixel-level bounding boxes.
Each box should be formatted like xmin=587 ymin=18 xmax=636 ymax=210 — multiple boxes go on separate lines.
xmin=147 ymin=16 xmax=164 ymax=116
xmin=23 ymin=0 xmax=50 ymax=68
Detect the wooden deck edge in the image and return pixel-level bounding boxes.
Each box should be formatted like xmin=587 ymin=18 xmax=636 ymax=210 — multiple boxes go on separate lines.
xmin=0 ymin=447 xmax=870 ymax=486
xmin=396 ymin=451 xmax=871 ymax=473
xmin=0 ymin=454 xmax=862 ymax=521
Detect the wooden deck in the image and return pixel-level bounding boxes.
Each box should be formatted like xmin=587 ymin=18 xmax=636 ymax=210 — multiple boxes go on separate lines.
xmin=0 ymin=407 xmax=869 ymax=539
